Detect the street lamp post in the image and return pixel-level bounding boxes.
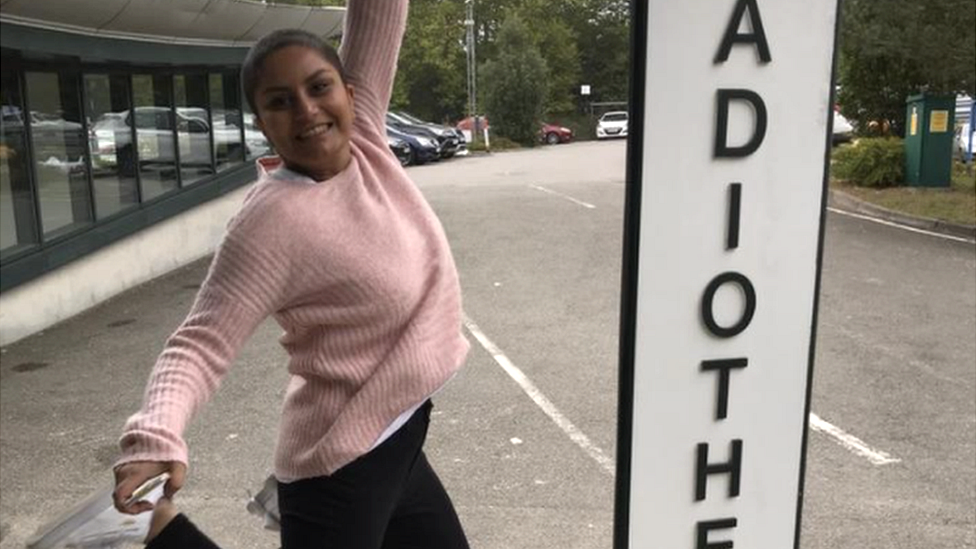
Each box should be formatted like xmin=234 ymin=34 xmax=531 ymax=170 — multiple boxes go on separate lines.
xmin=465 ymin=0 xmax=478 ymax=144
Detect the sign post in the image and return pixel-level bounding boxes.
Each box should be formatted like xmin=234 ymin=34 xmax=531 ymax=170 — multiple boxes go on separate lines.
xmin=614 ymin=0 xmax=840 ymax=547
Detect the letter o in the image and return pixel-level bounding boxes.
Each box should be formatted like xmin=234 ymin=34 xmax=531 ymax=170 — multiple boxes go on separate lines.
xmin=701 ymin=272 xmax=756 ymax=338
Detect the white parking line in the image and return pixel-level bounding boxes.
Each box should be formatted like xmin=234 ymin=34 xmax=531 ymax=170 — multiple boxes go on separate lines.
xmin=828 ymin=207 xmax=976 ymax=244
xmin=465 ymin=317 xmax=900 ymax=471
xmin=809 ymin=413 xmax=901 ymax=465
xmin=463 ymin=315 xmax=616 ymax=477
xmin=529 ymin=184 xmax=596 ymax=209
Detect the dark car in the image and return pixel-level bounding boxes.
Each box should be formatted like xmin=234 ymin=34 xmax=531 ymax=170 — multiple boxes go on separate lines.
xmin=386 ymin=125 xmax=440 ymax=165
xmin=387 ymin=134 xmax=412 ymax=166
xmin=394 ymin=111 xmax=466 ymax=157
xmin=539 ymin=123 xmax=573 ymax=145
xmin=386 ymin=112 xmax=460 ymax=158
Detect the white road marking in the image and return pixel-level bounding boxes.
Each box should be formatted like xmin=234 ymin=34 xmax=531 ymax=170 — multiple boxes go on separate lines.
xmin=809 ymin=413 xmax=901 ymax=465
xmin=463 ymin=316 xmax=616 ymax=477
xmin=828 ymin=207 xmax=976 ymax=244
xmin=465 ymin=319 xmax=901 ymax=471
xmin=529 ymin=184 xmax=596 ymax=209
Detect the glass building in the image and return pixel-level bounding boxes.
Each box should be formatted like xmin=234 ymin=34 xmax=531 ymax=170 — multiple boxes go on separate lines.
xmin=0 ymin=1 xmax=343 ymax=343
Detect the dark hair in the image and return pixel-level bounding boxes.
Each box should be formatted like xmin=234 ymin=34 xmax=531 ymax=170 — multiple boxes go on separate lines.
xmin=242 ymin=29 xmax=346 ymax=115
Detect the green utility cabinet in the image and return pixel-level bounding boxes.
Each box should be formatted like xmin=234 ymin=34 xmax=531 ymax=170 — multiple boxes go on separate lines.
xmin=904 ymin=94 xmax=956 ymax=187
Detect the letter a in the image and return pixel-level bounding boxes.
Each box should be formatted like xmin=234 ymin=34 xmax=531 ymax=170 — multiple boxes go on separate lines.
xmin=715 ymin=0 xmax=771 ymax=64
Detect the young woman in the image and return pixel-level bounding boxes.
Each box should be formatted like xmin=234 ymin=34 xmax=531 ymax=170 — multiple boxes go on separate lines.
xmin=112 ymin=1 xmax=471 ymax=547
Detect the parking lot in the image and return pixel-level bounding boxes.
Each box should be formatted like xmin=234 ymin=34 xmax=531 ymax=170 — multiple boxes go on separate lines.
xmin=1 ymin=140 xmax=973 ymax=548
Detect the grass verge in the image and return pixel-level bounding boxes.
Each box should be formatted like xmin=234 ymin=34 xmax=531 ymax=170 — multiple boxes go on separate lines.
xmin=831 ymin=160 xmax=976 ymax=227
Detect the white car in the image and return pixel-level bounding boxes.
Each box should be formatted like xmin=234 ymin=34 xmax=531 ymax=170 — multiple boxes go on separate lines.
xmin=832 ymin=111 xmax=854 ymax=144
xmin=955 ymin=121 xmax=973 ymax=161
xmin=596 ymin=111 xmax=628 ymax=139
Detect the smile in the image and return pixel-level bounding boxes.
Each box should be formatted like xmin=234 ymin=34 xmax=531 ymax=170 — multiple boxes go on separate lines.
xmin=297 ymin=122 xmax=334 ymax=140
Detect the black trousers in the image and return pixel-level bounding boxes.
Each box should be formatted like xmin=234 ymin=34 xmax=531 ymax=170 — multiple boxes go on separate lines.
xmin=278 ymin=400 xmax=470 ymax=549
xmin=147 ymin=401 xmax=469 ymax=549
xmin=145 ymin=514 xmax=219 ymax=549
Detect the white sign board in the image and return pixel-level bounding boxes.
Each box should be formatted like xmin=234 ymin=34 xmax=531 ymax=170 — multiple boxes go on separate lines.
xmin=615 ymin=0 xmax=839 ymax=548
xmin=581 ymin=84 xmax=592 ymax=96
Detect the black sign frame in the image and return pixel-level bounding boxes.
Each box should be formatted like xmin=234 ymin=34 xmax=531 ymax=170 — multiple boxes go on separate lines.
xmin=612 ymin=0 xmax=844 ymax=547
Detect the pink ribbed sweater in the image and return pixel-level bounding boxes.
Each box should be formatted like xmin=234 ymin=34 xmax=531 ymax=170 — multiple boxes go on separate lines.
xmin=117 ymin=0 xmax=470 ymax=481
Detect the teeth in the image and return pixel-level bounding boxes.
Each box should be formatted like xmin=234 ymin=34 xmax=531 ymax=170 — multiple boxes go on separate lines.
xmin=299 ymin=123 xmax=332 ymax=139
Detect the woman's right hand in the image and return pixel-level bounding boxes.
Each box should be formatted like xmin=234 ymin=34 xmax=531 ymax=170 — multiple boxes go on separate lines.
xmin=113 ymin=461 xmax=187 ymax=514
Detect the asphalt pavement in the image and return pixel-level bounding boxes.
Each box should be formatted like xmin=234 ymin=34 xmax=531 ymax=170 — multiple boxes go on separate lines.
xmin=1 ymin=140 xmax=973 ymax=548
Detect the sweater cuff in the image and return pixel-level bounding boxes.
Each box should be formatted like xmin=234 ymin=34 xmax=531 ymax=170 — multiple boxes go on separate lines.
xmin=115 ymin=428 xmax=189 ymax=469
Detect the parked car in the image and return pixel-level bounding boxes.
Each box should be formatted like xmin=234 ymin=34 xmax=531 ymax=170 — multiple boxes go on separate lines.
xmin=89 ymin=107 xmax=250 ymax=171
xmin=539 ymin=123 xmax=573 ymax=145
xmin=386 ymin=125 xmax=440 ymax=165
xmin=955 ymin=121 xmax=973 ymax=161
xmin=395 ymin=111 xmax=467 ymax=157
xmin=832 ymin=111 xmax=854 ymax=145
xmin=2 ymin=107 xmax=86 ymax=160
xmin=596 ymin=111 xmax=628 ymax=139
xmin=386 ymin=112 xmax=460 ymax=158
xmin=387 ymin=134 xmax=412 ymax=166
xmin=243 ymin=112 xmax=271 ymax=158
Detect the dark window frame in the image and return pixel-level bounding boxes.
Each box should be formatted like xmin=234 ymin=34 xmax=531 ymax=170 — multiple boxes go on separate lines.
xmin=0 ymin=56 xmax=41 ymax=261
xmin=23 ymin=66 xmax=96 ymax=242
xmin=0 ymin=53 xmax=255 ymax=293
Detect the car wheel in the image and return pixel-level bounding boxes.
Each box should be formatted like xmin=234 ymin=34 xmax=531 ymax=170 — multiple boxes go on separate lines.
xmin=546 ymin=132 xmax=559 ymax=145
xmin=402 ymin=148 xmax=414 ymax=167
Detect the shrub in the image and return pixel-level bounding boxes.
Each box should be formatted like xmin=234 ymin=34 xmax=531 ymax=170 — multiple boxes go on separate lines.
xmin=487 ymin=136 xmax=522 ymax=150
xmin=831 ymin=137 xmax=906 ymax=188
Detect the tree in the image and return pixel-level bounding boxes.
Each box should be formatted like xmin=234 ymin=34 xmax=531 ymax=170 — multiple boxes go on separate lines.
xmin=838 ymin=0 xmax=976 ymax=136
xmin=481 ymin=14 xmax=549 ymax=144
xmin=392 ymin=0 xmax=468 ymax=122
xmin=508 ymin=1 xmax=581 ymax=114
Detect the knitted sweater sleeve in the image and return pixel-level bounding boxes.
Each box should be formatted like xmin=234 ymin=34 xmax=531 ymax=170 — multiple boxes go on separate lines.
xmin=117 ymin=191 xmax=293 ymax=467
xmin=339 ymin=0 xmax=408 ymax=132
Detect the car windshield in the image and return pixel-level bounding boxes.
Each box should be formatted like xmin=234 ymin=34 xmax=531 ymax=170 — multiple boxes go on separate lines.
xmin=602 ymin=113 xmax=627 ymax=122
xmin=387 ymin=112 xmax=410 ymax=125
xmin=398 ymin=112 xmax=425 ymax=124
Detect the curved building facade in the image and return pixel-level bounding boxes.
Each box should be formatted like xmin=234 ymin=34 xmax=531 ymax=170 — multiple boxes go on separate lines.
xmin=0 ymin=1 xmax=344 ymax=344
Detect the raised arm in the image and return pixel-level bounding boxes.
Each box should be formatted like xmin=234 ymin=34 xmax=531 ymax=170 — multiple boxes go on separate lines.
xmin=339 ymin=0 xmax=409 ymax=132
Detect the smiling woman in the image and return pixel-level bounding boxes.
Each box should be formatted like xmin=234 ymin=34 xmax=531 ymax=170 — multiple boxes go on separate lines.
xmin=109 ymin=1 xmax=473 ymax=548
xmin=248 ymin=44 xmax=355 ymax=181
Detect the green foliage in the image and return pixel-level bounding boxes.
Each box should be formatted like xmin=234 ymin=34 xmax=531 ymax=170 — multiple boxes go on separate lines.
xmin=391 ymin=0 xmax=467 ymax=123
xmin=272 ymin=0 xmax=631 ymax=124
xmin=475 ymin=136 xmax=522 ymax=151
xmin=831 ymin=138 xmax=906 ymax=188
xmin=481 ymin=15 xmax=549 ymax=145
xmin=838 ymin=0 xmax=976 ymax=137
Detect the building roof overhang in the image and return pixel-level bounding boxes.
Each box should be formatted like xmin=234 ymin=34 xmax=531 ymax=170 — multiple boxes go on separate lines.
xmin=0 ymin=0 xmax=345 ymax=47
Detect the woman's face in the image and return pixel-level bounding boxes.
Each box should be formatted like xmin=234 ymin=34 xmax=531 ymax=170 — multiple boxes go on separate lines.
xmin=253 ymin=45 xmax=355 ymax=181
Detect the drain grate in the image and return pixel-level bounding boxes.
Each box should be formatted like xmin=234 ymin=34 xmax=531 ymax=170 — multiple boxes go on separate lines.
xmin=106 ymin=319 xmax=136 ymax=328
xmin=13 ymin=361 xmax=49 ymax=373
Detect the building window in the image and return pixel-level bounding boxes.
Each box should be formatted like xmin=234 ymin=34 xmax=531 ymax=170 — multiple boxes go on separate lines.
xmin=132 ymin=74 xmax=178 ymax=201
xmin=242 ymin=87 xmax=270 ymax=161
xmin=85 ymin=73 xmax=138 ymax=218
xmin=1 ymin=69 xmax=39 ymax=260
xmin=174 ymin=74 xmax=213 ymax=186
xmin=210 ymin=73 xmax=244 ymax=171
xmin=25 ymin=71 xmax=93 ymax=240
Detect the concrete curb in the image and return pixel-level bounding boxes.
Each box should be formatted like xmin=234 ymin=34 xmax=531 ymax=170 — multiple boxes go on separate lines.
xmin=827 ymin=189 xmax=976 ymax=241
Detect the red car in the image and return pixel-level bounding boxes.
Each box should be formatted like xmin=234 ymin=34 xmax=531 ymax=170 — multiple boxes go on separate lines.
xmin=539 ymin=123 xmax=573 ymax=145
